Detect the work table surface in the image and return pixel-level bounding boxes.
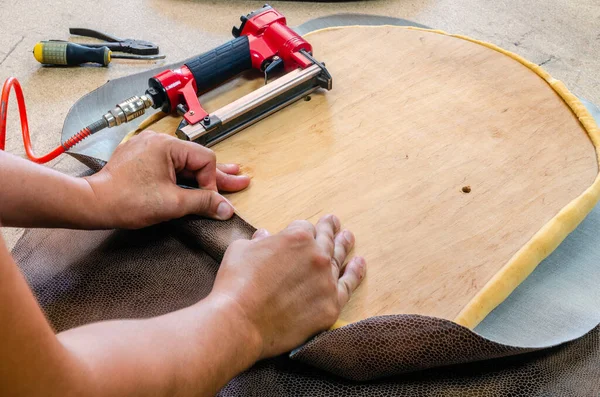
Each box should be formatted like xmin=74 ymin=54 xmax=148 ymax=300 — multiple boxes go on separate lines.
xmin=1 ymin=0 xmax=599 ymax=249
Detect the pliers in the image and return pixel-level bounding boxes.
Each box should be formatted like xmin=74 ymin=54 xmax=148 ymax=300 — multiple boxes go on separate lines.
xmin=68 ymin=28 xmax=160 ymax=56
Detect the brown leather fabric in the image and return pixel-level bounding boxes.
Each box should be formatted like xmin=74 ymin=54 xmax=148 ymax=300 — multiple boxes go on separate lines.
xmin=12 ymin=215 xmax=255 ymax=332
xmin=12 ymin=212 xmax=600 ymax=394
xmin=291 ymin=315 xmax=538 ymax=380
xmin=67 ymin=153 xmax=106 ymax=173
xmin=222 ymin=325 xmax=600 ymax=396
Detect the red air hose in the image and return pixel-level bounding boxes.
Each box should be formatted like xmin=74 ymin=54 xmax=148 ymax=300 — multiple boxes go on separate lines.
xmin=0 ymin=77 xmax=92 ymax=164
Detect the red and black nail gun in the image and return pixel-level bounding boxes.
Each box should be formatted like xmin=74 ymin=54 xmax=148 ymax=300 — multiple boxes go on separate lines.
xmin=0 ymin=4 xmax=332 ymax=163
xmin=150 ymin=4 xmax=333 ymax=146
xmin=81 ymin=4 xmax=332 ymax=147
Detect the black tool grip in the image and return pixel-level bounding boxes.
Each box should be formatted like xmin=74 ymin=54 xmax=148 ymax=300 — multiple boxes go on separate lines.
xmin=184 ymin=36 xmax=252 ymax=94
xmin=65 ymin=43 xmax=110 ymax=65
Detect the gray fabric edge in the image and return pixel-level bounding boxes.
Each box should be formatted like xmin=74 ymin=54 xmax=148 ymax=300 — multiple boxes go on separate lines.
xmin=474 ymin=99 xmax=600 ymax=346
xmin=294 ymin=13 xmax=429 ymax=35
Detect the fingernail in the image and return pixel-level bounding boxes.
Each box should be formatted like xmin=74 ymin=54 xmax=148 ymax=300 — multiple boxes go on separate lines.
xmin=330 ymin=214 xmax=340 ymax=230
xmin=253 ymin=228 xmax=270 ymax=239
xmin=343 ymin=230 xmax=354 ymax=245
xmin=356 ymin=257 xmax=366 ymax=278
xmin=216 ymin=201 xmax=234 ymax=220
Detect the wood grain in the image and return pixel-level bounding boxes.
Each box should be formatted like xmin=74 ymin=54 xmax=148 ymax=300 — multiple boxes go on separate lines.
xmin=130 ymin=27 xmax=598 ymax=324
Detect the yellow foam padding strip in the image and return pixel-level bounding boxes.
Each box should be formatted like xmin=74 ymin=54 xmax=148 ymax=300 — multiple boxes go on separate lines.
xmin=317 ymin=26 xmax=600 ymax=330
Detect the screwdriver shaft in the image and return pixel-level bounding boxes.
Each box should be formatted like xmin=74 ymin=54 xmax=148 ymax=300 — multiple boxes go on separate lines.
xmin=110 ymin=53 xmax=166 ymax=60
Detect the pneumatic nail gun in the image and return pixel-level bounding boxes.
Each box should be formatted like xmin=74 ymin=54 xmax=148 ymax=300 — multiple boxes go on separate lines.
xmin=70 ymin=4 xmax=332 ymax=149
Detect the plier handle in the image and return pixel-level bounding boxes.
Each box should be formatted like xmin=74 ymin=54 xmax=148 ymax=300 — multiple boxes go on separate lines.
xmin=69 ymin=28 xmax=159 ymax=55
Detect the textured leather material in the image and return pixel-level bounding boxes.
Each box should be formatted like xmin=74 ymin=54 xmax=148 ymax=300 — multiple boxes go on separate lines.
xmin=222 ymin=325 xmax=600 ymax=396
xmin=291 ymin=315 xmax=538 ymax=381
xmin=67 ymin=153 xmax=106 ymax=173
xmin=12 ymin=215 xmax=255 ymax=332
xmin=11 ymin=212 xmax=600 ymax=393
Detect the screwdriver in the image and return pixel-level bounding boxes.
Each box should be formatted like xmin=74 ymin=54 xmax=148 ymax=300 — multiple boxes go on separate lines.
xmin=33 ymin=41 xmax=165 ymax=66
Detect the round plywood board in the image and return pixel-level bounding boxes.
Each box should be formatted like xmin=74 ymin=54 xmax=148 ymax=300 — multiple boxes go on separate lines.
xmin=127 ymin=26 xmax=598 ymax=326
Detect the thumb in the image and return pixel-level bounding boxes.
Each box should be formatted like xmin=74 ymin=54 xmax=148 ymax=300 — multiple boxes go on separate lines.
xmin=177 ymin=188 xmax=234 ymax=220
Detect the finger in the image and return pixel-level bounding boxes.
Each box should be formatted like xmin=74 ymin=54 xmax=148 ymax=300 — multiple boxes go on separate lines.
xmin=331 ymin=229 xmax=355 ymax=278
xmin=216 ymin=169 xmax=251 ymax=192
xmin=217 ymin=163 xmax=241 ymax=175
xmin=176 ymin=188 xmax=234 ymax=220
xmin=315 ymin=215 xmax=340 ymax=257
xmin=337 ymin=256 xmax=366 ymax=307
xmin=284 ymin=220 xmax=316 ymax=238
xmin=169 ymin=139 xmax=218 ymax=191
xmin=252 ymin=228 xmax=271 ymax=240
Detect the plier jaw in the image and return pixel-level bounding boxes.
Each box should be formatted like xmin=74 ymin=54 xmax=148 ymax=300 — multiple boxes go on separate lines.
xmin=68 ymin=28 xmax=160 ymax=55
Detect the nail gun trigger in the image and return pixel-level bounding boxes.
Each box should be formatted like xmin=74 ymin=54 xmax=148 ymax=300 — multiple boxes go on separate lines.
xmin=264 ymin=56 xmax=284 ymax=85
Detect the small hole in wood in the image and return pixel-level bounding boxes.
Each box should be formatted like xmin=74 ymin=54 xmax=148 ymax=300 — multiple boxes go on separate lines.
xmin=304 ymin=96 xmax=311 ymax=101
xmin=462 ymin=186 xmax=471 ymax=193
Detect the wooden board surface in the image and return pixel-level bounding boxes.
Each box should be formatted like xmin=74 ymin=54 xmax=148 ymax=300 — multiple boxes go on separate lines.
xmin=131 ymin=27 xmax=598 ymax=325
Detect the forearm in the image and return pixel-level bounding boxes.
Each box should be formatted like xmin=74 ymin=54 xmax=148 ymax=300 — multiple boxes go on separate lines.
xmin=0 ymin=132 xmax=249 ymax=229
xmin=58 ymin=294 xmax=262 ymax=397
xmin=0 ymin=151 xmax=100 ymax=229
xmin=1 ymin=228 xmax=261 ymax=397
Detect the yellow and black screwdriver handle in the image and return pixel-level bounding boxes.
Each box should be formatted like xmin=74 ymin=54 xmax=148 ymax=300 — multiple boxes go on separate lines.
xmin=33 ymin=40 xmax=164 ymax=66
xmin=33 ymin=41 xmax=113 ymax=66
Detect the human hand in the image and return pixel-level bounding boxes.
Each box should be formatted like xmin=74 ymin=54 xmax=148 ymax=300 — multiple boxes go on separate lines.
xmin=209 ymin=214 xmax=366 ymax=360
xmin=83 ymin=130 xmax=250 ymax=229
